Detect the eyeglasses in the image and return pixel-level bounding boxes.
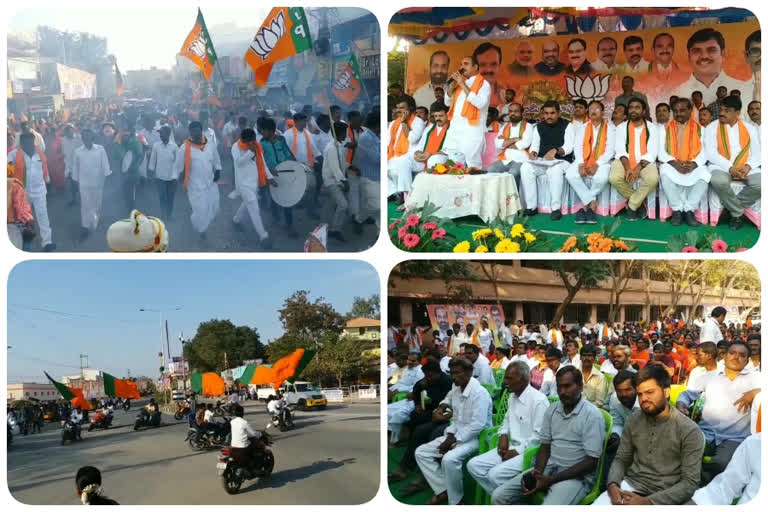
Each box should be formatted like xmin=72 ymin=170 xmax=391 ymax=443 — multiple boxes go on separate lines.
xmin=748 ymin=47 xmax=761 ymax=57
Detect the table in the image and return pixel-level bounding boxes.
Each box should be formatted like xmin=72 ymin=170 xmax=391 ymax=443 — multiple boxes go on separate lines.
xmin=403 ymin=173 xmax=522 ymax=223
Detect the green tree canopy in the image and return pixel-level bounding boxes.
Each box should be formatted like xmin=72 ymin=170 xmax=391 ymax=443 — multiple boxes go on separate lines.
xmin=278 ymin=290 xmax=345 ymax=342
xmin=346 ymin=294 xmax=380 ymax=320
xmin=183 ymin=319 xmax=265 ymax=373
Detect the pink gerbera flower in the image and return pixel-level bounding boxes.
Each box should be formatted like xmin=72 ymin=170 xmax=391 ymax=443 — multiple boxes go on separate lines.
xmin=455 ymin=162 xmax=464 ymax=169
xmin=432 ymin=228 xmax=447 ymax=240
xmin=682 ymin=246 xmax=698 ymax=253
xmin=388 ymin=219 xmax=400 ymax=230
xmin=422 ymin=222 xmax=438 ymax=230
xmin=398 ymin=226 xmax=408 ymax=239
xmin=403 ymin=233 xmax=420 ymax=249
xmin=406 ymin=214 xmax=420 ymax=227
xmin=737 ymin=248 xmax=748 ymax=252
xmin=712 ymin=239 xmax=728 ymax=253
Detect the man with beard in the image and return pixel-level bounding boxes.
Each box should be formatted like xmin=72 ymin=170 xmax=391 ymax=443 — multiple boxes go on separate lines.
xmin=508 ymin=41 xmax=535 ymax=77
xmin=72 ymin=129 xmax=111 ymax=241
xmin=744 ymin=30 xmax=760 ymax=102
xmin=443 ymin=55 xmax=491 ymax=169
xmin=674 ymin=28 xmax=753 ymax=106
xmin=535 ymin=41 xmax=565 ymax=76
xmin=488 ymin=102 xmax=533 ymax=183
xmin=520 ymin=100 xmax=574 ymax=220
xmin=658 ymin=98 xmax=709 ymax=227
xmin=609 ymin=97 xmax=659 ymax=221
xmin=9 ymin=133 xmax=55 ymax=251
xmin=593 ymin=37 xmax=619 ymax=73
xmin=472 ymin=42 xmax=506 ymax=108
xmin=746 ymin=100 xmax=760 ymax=142
xmin=601 ymin=344 xmax=636 ymax=377
xmin=620 ymin=36 xmax=649 ymax=73
xmin=595 ymin=365 xmax=704 ymax=504
xmin=414 ymin=51 xmax=451 ymax=110
xmin=566 ymin=100 xmax=615 ymax=224
xmin=499 ymin=89 xmax=517 ymax=118
xmin=435 ymin=306 xmax=451 ymax=339
xmin=565 ymin=39 xmax=592 ymax=76
xmin=388 ymin=96 xmax=426 ymax=201
xmin=706 ymin=95 xmax=761 ymax=230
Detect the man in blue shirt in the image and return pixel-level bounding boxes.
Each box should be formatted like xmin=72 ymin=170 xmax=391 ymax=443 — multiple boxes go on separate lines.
xmin=258 ymin=117 xmax=297 ymax=238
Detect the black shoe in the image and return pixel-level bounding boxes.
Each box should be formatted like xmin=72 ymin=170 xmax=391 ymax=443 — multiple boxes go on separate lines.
xmin=718 ymin=209 xmax=732 ymax=226
xmin=684 ymin=211 xmax=700 ymax=227
xmin=259 ymin=237 xmax=273 ymax=250
xmin=585 ymin=209 xmax=598 ymax=224
xmin=625 ymin=208 xmax=637 ymax=221
xmin=574 ymin=209 xmax=586 ymax=224
xmin=329 ymin=230 xmax=346 ymax=242
xmin=42 ymin=243 xmax=56 ymax=252
xmin=364 ymin=218 xmax=376 ymax=225
xmin=550 ymin=209 xmax=562 ymax=221
xmin=395 ymin=193 xmax=405 ymax=206
xmin=523 ymin=208 xmax=537 ymax=217
xmin=669 ymin=211 xmax=683 ymax=226
xmin=730 ymin=215 xmax=743 ymax=230
xmin=635 ymin=205 xmax=648 ymax=220
xmin=353 ymin=222 xmax=364 ymax=235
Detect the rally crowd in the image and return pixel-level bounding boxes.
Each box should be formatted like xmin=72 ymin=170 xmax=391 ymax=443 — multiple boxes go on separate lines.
xmin=387 ymin=29 xmax=761 ymax=230
xmin=7 ymin=97 xmax=380 ymax=251
xmin=387 ymin=307 xmax=761 ymax=505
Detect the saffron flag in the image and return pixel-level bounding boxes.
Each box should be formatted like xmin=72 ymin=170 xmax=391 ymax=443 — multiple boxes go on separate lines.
xmin=249 ymin=348 xmax=315 ymax=390
xmin=179 ymin=8 xmax=219 ymax=81
xmin=44 ymin=371 xmax=93 ymax=410
xmin=331 ymin=54 xmax=362 ymax=105
xmin=102 ymin=372 xmax=141 ymax=399
xmin=244 ymin=7 xmax=312 ymax=87
xmin=190 ymin=372 xmax=225 ymax=397
xmin=114 ymin=60 xmax=124 ymax=96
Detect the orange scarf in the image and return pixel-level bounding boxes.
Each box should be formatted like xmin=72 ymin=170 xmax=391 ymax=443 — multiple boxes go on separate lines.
xmin=498 ymin=121 xmax=528 ymax=160
xmin=290 ymin=127 xmax=314 ymax=165
xmin=583 ymin=121 xmax=608 ymax=166
xmin=626 ymin=121 xmax=648 ymax=168
xmin=183 ymin=136 xmax=207 ymax=189
xmin=14 ymin=148 xmax=49 ymax=187
xmin=346 ymin=126 xmax=358 ymax=164
xmin=666 ymin=119 xmax=702 ymax=162
xmin=602 ymin=325 xmax=610 ymax=338
xmin=448 ymin=75 xmax=485 ymax=126
xmin=488 ymin=120 xmax=500 ymax=132
xmin=237 ymin=139 xmax=268 ymax=188
xmin=387 ymin=114 xmax=415 ymax=161
xmin=421 ymin=123 xmax=449 ymax=169
xmin=717 ymin=120 xmax=751 ymax=167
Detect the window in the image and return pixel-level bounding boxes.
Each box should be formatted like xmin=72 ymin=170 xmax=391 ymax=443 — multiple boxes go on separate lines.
xmin=522 ymin=303 xmax=558 ymax=325
xmin=596 ymin=305 xmax=611 ymax=321
xmin=564 ymin=304 xmax=590 ymax=324
xmin=387 ymin=297 xmax=401 ymax=325
xmin=359 ymin=327 xmax=365 ymax=335
xmin=625 ymin=305 xmax=644 ymax=322
xmin=33 ymin=392 xmax=37 ymax=396
xmin=412 ymin=302 xmax=429 ymax=325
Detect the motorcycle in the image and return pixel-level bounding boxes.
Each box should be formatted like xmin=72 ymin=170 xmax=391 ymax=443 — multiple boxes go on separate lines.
xmin=121 ymin=399 xmax=131 ymax=411
xmin=218 ymin=433 xmax=275 ymax=494
xmin=61 ymin=420 xmax=79 ymax=444
xmin=270 ymin=405 xmax=295 ymax=432
xmin=185 ymin=417 xmax=232 ymax=451
xmin=174 ymin=401 xmax=191 ymax=421
xmin=134 ymin=409 xmax=161 ymax=430
xmin=214 ymin=400 xmax=237 ymax=417
xmin=88 ymin=410 xmax=114 ymax=431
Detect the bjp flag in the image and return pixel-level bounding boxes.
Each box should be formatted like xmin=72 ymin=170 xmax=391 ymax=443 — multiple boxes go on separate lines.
xmin=179 ymin=8 xmax=219 ymax=81
xmin=244 ymin=7 xmax=312 ymax=87
xmin=331 ymin=54 xmax=363 ymax=105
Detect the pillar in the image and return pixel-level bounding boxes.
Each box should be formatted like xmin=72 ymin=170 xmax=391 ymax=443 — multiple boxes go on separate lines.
xmin=590 ymin=304 xmax=597 ymax=324
xmin=399 ymin=300 xmax=413 ymax=326
xmin=515 ymin=303 xmax=524 ymax=322
xmin=619 ymin=306 xmax=626 ymax=323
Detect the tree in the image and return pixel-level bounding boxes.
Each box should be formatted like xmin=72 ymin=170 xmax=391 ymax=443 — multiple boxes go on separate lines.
xmin=607 ymin=260 xmax=643 ymax=323
xmin=647 ymin=261 xmax=710 ymax=317
xmin=347 ymin=294 xmax=380 ymax=320
xmin=388 ymin=49 xmax=406 ymax=88
xmin=278 ymin=290 xmax=345 ymax=343
xmin=183 ymin=320 xmax=265 ymax=373
xmin=550 ymin=262 xmax=611 ymax=324
xmin=391 ymin=261 xmax=477 ymax=303
xmin=325 ymin=334 xmax=378 ymax=387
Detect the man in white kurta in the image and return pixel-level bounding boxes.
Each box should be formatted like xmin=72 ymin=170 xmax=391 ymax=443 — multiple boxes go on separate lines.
xmin=487 ymin=102 xmax=533 ymax=182
xmin=283 ymin=113 xmax=321 ymax=171
xmin=173 ymin=122 xmax=221 ymax=236
xmin=467 ymin=362 xmax=549 ymax=500
xmin=566 ymin=100 xmax=615 ymax=224
xmin=700 ymin=307 xmax=726 ymax=343
xmin=9 ymin=133 xmax=54 ymax=250
xmin=387 ymin=97 xmax=426 ymax=197
xmin=321 ymin=122 xmax=351 ymax=242
xmin=442 ymin=56 xmax=492 ymax=169
xmin=691 ymin=432 xmax=760 ymax=505
xmin=658 ymin=98 xmax=709 ymax=227
xmin=705 ymin=95 xmax=761 ymax=230
xmin=416 ymin=359 xmax=493 ymax=505
xmin=60 ymin=125 xmax=82 ymax=204
xmin=520 ymin=101 xmax=575 ymax=219
xmin=72 ymin=129 xmax=111 ymax=238
xmin=148 ymin=126 xmax=179 ymax=220
xmin=231 ymin=128 xmax=275 ymax=248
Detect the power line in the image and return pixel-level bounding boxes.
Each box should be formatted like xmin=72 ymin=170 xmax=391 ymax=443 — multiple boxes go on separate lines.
xmin=8 ymin=304 xmax=141 ymax=325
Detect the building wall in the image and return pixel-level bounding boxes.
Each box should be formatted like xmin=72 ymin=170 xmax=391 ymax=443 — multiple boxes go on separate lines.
xmin=7 ymin=383 xmax=59 ymax=401
xmin=343 ymin=325 xmax=380 ymax=341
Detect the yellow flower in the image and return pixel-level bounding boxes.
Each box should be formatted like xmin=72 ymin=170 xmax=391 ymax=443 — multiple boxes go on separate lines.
xmin=494 ymin=239 xmax=522 ymax=253
xmin=524 ymin=232 xmax=536 ymax=243
xmin=472 ymin=228 xmax=493 ymax=241
xmin=510 ymin=223 xmax=525 ymax=238
xmin=494 ymin=228 xmax=506 ymax=240
xmin=475 ymin=245 xmax=489 ymax=253
xmin=453 ymin=240 xmax=471 ymax=253
xmin=508 ymin=241 xmax=521 ymax=253
xmin=435 ymin=164 xmax=447 ymax=174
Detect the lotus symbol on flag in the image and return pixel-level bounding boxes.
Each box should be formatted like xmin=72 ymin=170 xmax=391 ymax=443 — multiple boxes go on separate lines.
xmin=334 ymin=70 xmax=352 ymax=90
xmin=189 ymin=36 xmax=208 ymax=60
xmin=565 ymin=74 xmax=611 ymax=102
xmin=251 ymin=11 xmax=286 ymax=59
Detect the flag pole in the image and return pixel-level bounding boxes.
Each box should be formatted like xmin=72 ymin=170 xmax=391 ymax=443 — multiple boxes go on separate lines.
xmin=355 ymin=51 xmax=372 ymax=107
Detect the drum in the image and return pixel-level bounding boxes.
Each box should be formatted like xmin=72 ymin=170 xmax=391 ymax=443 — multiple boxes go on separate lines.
xmin=270 ymin=161 xmax=316 ymax=208
xmin=107 ymin=210 xmax=168 ymax=252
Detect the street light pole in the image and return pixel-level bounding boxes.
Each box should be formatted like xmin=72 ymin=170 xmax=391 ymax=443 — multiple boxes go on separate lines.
xmin=140 ymin=306 xmax=182 ymax=400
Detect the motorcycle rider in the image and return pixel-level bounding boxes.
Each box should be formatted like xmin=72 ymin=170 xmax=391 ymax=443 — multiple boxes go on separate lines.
xmin=230 ymin=404 xmax=263 ymax=463
xmin=71 ymin=406 xmax=84 ymax=440
xmin=146 ymin=398 xmax=160 ymax=426
xmin=265 ymin=393 xmax=288 ymax=430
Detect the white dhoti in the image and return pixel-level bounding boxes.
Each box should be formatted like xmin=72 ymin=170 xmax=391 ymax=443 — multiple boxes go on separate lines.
xmin=467 ymin=450 xmax=526 ymax=495
xmin=565 ymin=163 xmax=611 ymax=206
xmin=232 ymin=187 xmax=268 ymax=240
xmin=659 ymin=163 xmax=710 ymax=213
xmin=388 ymin=155 xmax=422 ymax=195
xmin=27 ymin=193 xmax=52 ymax=245
xmin=442 ymin=131 xmax=485 ymax=169
xmin=348 ymin=176 xmax=380 ymax=225
xmin=79 ymin=185 xmax=105 ymax=230
xmin=188 ymin=184 xmax=220 ymax=233
xmin=520 ymin=160 xmax=569 ymax=211
xmin=387 ymin=399 xmax=415 ymax=443
xmin=416 ymin=436 xmax=479 ymax=505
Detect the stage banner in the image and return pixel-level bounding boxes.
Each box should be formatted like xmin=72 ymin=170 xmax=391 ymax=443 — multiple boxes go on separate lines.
xmin=426 ymin=303 xmax=506 ymax=347
xmin=406 ymin=21 xmax=758 ymax=116
xmin=56 ymin=63 xmax=97 ymax=100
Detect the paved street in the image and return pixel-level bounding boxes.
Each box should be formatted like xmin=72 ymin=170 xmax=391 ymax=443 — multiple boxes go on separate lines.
xmin=8 ymin=401 xmax=380 ymax=505
xmin=26 ymin=153 xmax=379 ymax=252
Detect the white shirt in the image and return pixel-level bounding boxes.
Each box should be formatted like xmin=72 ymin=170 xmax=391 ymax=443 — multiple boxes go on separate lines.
xmin=705 ymin=121 xmax=761 ymax=175
xmin=8 ymin=149 xmax=48 ymax=196
xmin=537 ymin=366 xmax=557 ymax=397
xmin=692 ymin=433 xmax=761 ymax=505
xmin=545 ymin=329 xmax=564 ymax=349
xmin=204 ymin=409 xmax=214 ymax=422
xmin=477 ymin=328 xmax=494 ymax=354
xmin=321 ymin=139 xmax=348 ymax=187
xmin=592 ymin=60 xmax=620 ymax=73
xmin=267 ymin=400 xmax=280 ymax=415
xmin=473 ymin=355 xmax=495 ymax=386
xmin=172 ymin=140 xmax=222 ymax=191
xmin=223 ymin=121 xmax=239 ymax=140
xmin=497 ymin=325 xmax=512 ymax=348
xmin=657 ymin=120 xmax=707 ymax=166
xmin=495 ymin=121 xmax=534 ymax=164
xmin=450 ymin=332 xmax=468 ymax=357
xmin=500 ymin=384 xmax=550 ymax=451
xmin=314 ymin=130 xmax=333 ymax=157
xmin=71 ymin=410 xmax=83 ymax=423
xmin=387 ymin=116 xmax=426 ymax=161
xmin=442 ymin=377 xmax=493 ymax=443
xmin=700 ymin=317 xmax=724 ymax=343
xmin=389 ymin=365 xmax=424 ymax=392
xmin=229 ymin=416 xmax=259 ymax=448
xmin=284 ymin=127 xmax=321 ymax=167
xmin=387 ymin=362 xmax=399 ymax=379
xmin=61 ymin=135 xmax=83 ymax=177
xmin=687 ymin=365 xmax=716 ymax=389
xmin=445 ymin=75 xmax=492 ymax=131
xmin=413 ymin=122 xmax=449 ymax=156
xmin=440 ymin=355 xmax=452 ymax=375
xmin=148 ymin=141 xmax=179 ymax=181
xmin=231 ymin=142 xmax=275 ymax=201
xmin=355 ymin=129 xmax=380 ymax=182
xmin=72 ymin=144 xmax=111 ymax=187
xmin=510 ymin=353 xmax=538 ymax=369
xmin=621 ymin=58 xmax=651 ymax=73
xmin=204 ymin=127 xmax=217 ymax=147
xmin=614 ymin=120 xmax=659 ymax=164
xmin=674 ymin=70 xmax=753 ymax=106
xmin=564 ymin=354 xmax=582 ymax=370
xmin=573 ymin=121 xmax=616 ymax=166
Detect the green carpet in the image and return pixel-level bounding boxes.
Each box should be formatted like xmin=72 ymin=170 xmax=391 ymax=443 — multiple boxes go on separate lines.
xmin=388 ymin=202 xmax=759 ymax=252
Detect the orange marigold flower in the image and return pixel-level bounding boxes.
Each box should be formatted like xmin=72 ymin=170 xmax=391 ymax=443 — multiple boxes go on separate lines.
xmin=561 ymin=236 xmax=578 ymax=252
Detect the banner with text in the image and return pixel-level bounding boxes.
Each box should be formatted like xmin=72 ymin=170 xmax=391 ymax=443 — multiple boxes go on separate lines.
xmin=426 ymin=304 xmax=506 ymax=347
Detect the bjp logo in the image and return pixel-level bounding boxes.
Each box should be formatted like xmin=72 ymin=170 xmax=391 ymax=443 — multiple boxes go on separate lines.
xmin=333 ymin=70 xmax=352 ymax=90
xmin=189 ymin=35 xmax=208 ymax=60
xmin=250 ymin=10 xmax=286 ymax=60
xmin=565 ymin=74 xmax=611 ymax=102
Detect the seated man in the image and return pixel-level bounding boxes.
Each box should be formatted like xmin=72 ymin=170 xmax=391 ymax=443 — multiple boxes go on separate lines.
xmin=387 ymin=95 xmax=426 ymax=202
xmin=520 ymin=100 xmax=575 ymax=220
xmin=467 ymin=362 xmax=549 ymax=500
xmin=608 ymin=97 xmax=660 ymax=221
xmin=388 ymin=359 xmax=449 ymax=443
xmin=388 ymin=352 xmax=425 ymax=401
xmin=658 ymin=98 xmax=708 ymax=226
xmin=579 ymin=344 xmax=609 ymax=409
xmin=676 ymin=340 xmax=761 ymax=484
xmin=415 ymin=358 xmax=492 ymax=504
xmin=566 ymin=100 xmax=615 ymax=224
xmin=689 ymin=432 xmax=760 ymax=505
xmin=540 ymin=347 xmax=565 ymax=397
xmin=491 ymin=366 xmax=605 ymax=504
xmin=461 ymin=342 xmax=495 ymax=387
xmin=706 ymin=95 xmax=761 ymax=230
xmin=595 ymin=365 xmax=704 ymax=504
xmin=487 ymin=102 xmax=533 ymax=183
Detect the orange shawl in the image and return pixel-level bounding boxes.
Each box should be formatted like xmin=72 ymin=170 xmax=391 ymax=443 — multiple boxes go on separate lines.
xmin=14 ymin=148 xmax=49 ymax=187
xmin=488 ymin=120 xmax=500 ymax=132
xmin=183 ymin=136 xmax=207 ymax=189
xmin=448 ymin=75 xmax=485 ymax=126
xmin=717 ymin=120 xmax=751 ymax=167
xmin=237 ymin=139 xmax=268 ymax=187
xmin=346 ymin=126 xmax=357 ymax=164
xmin=387 ymin=114 xmax=415 ymax=161
xmin=626 ymin=121 xmax=648 ymax=168
xmin=583 ymin=121 xmax=608 ymax=166
xmin=290 ymin=127 xmax=314 ymax=165
xmin=666 ymin=119 xmax=702 ymax=161
xmin=497 ymin=120 xmax=528 ymax=161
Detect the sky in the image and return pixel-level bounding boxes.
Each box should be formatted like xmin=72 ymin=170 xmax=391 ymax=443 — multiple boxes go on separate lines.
xmin=6 ymin=260 xmax=379 ymax=383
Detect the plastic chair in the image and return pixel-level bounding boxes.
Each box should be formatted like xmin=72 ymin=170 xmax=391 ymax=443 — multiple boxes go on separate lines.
xmin=493 ymin=389 xmax=510 ymax=426
xmin=474 ymin=426 xmax=503 ymax=505
xmin=392 ymin=391 xmax=409 ymax=402
xmin=493 ymin=368 xmax=506 ymax=388
xmin=604 ymin=374 xmax=613 ymax=389
xmin=669 ymin=384 xmax=687 ymax=406
xmin=482 ymin=383 xmax=499 ymax=401
xmin=548 ymin=395 xmax=560 ymax=403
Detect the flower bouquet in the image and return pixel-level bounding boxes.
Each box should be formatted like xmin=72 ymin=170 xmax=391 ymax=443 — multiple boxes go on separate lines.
xmin=558 ymin=219 xmax=632 ymax=253
xmin=666 ymin=229 xmax=751 ymax=253
xmin=452 ymin=219 xmax=546 ymax=253
xmin=389 ymin=201 xmax=456 ymax=251
xmin=426 ymin=160 xmax=474 ymax=175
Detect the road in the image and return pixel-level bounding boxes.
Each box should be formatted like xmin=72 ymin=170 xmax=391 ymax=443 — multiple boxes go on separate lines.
xmin=7 ymin=401 xmax=380 ymax=505
xmin=27 ymin=152 xmax=378 ymax=252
